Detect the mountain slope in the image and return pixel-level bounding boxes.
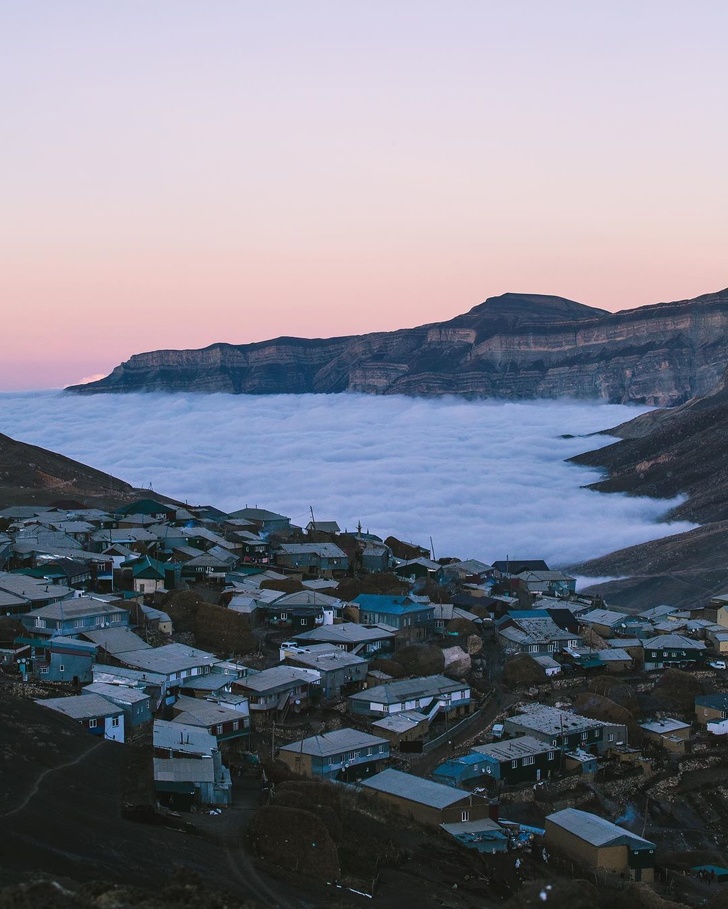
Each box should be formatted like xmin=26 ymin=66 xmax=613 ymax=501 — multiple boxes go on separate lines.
xmin=0 ymin=433 xmax=163 ymax=510
xmin=570 ymin=364 xmax=728 ymax=524
xmin=68 ymin=288 xmax=728 ymax=404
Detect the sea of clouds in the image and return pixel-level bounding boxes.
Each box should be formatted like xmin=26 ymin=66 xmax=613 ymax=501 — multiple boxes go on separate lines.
xmin=0 ymin=391 xmax=696 ymax=573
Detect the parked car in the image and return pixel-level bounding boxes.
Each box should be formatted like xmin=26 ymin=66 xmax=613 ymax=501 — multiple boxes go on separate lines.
xmin=709 ymin=660 xmax=727 ymax=670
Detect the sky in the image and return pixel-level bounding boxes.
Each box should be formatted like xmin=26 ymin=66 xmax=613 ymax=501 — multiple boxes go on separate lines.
xmin=0 ymin=392 xmax=696 ymax=570
xmin=2 ymin=1 xmax=727 ymax=389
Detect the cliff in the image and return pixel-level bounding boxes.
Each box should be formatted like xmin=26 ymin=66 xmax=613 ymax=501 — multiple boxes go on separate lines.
xmin=67 ymin=288 xmax=728 ymax=405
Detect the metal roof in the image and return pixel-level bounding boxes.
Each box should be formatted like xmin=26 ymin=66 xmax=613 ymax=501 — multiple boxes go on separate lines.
xmin=472 ymin=735 xmax=555 ymax=761
xmin=362 ymin=769 xmax=474 ymax=810
xmin=37 ymin=693 xmax=123 ymax=720
xmin=293 ymin=622 xmax=395 ymax=644
xmin=118 ymin=643 xmax=219 ymax=674
xmin=173 ymin=696 xmax=249 ymax=726
xmin=280 ymin=727 xmax=387 ymax=758
xmin=640 ymin=717 xmax=690 ymax=735
xmin=153 ymin=719 xmax=217 ymax=754
xmin=371 ymin=710 xmax=429 ymax=733
xmin=547 ymin=808 xmax=655 ymax=849
xmin=83 ymin=682 xmax=150 ymax=705
xmin=82 ymin=628 xmax=151 ymax=654
xmin=153 ymin=757 xmax=215 ymax=784
xmin=236 ymin=665 xmax=319 ymax=694
xmin=349 ymin=674 xmax=469 ymax=706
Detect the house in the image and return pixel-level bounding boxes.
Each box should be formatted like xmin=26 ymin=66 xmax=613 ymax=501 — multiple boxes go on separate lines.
xmin=435 ymin=736 xmax=561 ymax=789
xmin=261 ymin=591 xmax=335 ymax=633
xmin=395 ymin=557 xmax=441 ymax=581
xmin=275 ymin=543 xmax=349 ymax=578
xmin=0 ymin=570 xmax=74 ymax=611
xmin=280 ymin=643 xmax=368 ymax=699
xmin=348 ymin=674 xmax=472 ymax=721
xmin=497 ymin=612 xmax=578 ymax=655
xmin=371 ymin=710 xmax=430 ymax=748
xmin=437 ymin=559 xmax=495 ymax=585
xmin=504 ymin=705 xmax=626 ymax=755
xmin=353 ymin=594 xmax=434 ymax=642
xmin=227 ymin=508 xmax=291 ymax=535
xmin=432 ymin=603 xmax=482 ymax=633
xmin=82 ymin=681 xmax=152 ymax=727
xmin=171 ymin=695 xmax=250 ymax=747
xmin=705 ymin=627 xmax=728 ymax=654
xmin=20 ymin=597 xmax=130 ymax=638
xmin=81 ymin=627 xmax=151 ymax=660
xmin=36 ymin=693 xmax=125 ymax=742
xmin=116 ymin=499 xmax=177 ymax=522
xmin=695 ymin=693 xmax=728 ymax=726
xmin=545 ymin=808 xmax=655 ymax=882
xmin=292 ymin=622 xmax=396 ymax=658
xmin=306 ymin=520 xmax=341 ymax=536
xmin=152 ymin=719 xmax=232 ymax=809
xmin=118 ymin=555 xmax=181 ymax=595
xmin=515 ymin=570 xmax=576 ymax=597
xmin=114 ymin=642 xmax=221 ymax=706
xmin=16 ymin=634 xmax=97 ymax=684
xmin=642 ymin=633 xmax=707 ymax=671
xmin=233 ymin=666 xmax=320 ymax=716
xmin=361 ymin=768 xmax=492 ymax=827
xmin=440 ymin=818 xmax=509 ymax=853
xmin=278 ymin=728 xmax=389 ymax=781
xmin=578 ymin=608 xmax=635 ymax=639
xmin=593 ymin=648 xmax=633 ymax=673
xmin=492 ymin=559 xmax=549 ymax=577
xmin=640 ymin=717 xmax=691 ymax=753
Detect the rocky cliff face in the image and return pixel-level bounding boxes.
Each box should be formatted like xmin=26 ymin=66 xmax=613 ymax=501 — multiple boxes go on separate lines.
xmin=68 ymin=288 xmax=728 ymax=405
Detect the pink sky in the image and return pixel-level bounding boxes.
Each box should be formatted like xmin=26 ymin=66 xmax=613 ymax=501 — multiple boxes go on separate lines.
xmin=1 ymin=1 xmax=727 ymax=390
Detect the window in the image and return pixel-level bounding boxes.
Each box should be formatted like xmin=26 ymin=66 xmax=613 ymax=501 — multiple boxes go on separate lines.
xmin=216 ymin=724 xmax=223 ymax=735
xmin=551 ymin=738 xmax=557 ymax=746
xmin=35 ymin=618 xmax=46 ymax=629
xmin=548 ymin=751 xmax=555 ymax=761
xmin=232 ymin=720 xmax=239 ymax=731
xmin=581 ymin=732 xmax=588 ymax=741
xmin=511 ymin=760 xmax=518 ymax=768
xmin=40 ymin=666 xmax=49 ymax=674
xmin=461 ymin=810 xmax=470 ymax=822
xmin=523 ymin=756 xmax=534 ymax=766
xmin=111 ymin=717 xmax=119 ymax=727
xmin=89 ymin=719 xmax=98 ymax=728
xmin=608 ymin=733 xmax=614 ymax=742
xmin=59 ymin=664 xmax=65 ymax=672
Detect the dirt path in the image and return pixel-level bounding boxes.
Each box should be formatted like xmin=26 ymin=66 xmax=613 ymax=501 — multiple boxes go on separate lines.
xmin=0 ymin=736 xmax=103 ymax=819
xmin=411 ymin=691 xmax=519 ymax=778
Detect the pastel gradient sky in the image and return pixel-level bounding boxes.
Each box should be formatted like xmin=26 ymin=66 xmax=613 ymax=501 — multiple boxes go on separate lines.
xmin=2 ymin=1 xmax=727 ymax=390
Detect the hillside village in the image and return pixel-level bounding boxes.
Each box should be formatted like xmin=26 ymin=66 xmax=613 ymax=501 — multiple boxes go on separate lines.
xmin=3 ymin=497 xmax=728 ymax=908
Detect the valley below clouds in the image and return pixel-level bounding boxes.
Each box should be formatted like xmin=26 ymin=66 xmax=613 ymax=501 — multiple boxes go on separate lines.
xmin=0 ymin=391 xmax=696 ymax=571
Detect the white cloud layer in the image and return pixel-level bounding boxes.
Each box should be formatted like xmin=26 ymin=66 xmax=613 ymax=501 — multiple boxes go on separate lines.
xmin=0 ymin=391 xmax=696 ymax=570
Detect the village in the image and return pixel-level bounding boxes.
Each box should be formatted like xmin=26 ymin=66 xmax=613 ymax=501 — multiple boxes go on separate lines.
xmin=2 ymin=497 xmax=728 ymax=909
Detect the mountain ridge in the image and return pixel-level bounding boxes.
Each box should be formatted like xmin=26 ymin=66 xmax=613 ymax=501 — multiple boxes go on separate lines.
xmin=68 ymin=287 xmax=728 ymax=405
